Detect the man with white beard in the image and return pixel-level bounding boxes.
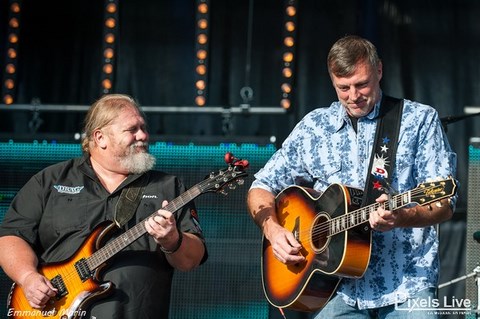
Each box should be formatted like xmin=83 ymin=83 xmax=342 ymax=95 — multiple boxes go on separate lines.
xmin=0 ymin=94 xmax=208 ymax=318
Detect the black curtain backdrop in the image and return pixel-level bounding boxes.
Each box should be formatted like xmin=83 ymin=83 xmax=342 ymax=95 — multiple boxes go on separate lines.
xmin=1 ymin=0 xmax=479 ymax=317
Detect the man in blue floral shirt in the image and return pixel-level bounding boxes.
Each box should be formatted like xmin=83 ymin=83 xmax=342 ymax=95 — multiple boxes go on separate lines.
xmin=247 ymin=35 xmax=457 ymax=318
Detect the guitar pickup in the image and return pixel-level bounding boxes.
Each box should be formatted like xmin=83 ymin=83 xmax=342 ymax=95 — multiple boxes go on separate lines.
xmin=74 ymin=258 xmax=93 ymax=282
xmin=50 ymin=275 xmax=68 ymax=299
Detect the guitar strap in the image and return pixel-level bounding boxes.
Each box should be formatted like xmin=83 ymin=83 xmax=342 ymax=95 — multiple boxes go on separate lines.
xmin=361 ymin=95 xmax=404 ymax=206
xmin=114 ymin=172 xmax=150 ymax=228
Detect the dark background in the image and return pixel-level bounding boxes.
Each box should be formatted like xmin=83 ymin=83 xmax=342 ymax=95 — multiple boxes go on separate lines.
xmin=1 ymin=0 xmax=479 ymax=318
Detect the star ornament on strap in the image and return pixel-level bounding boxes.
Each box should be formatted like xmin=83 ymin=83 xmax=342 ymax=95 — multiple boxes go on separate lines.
xmin=373 ymin=180 xmax=383 ymax=190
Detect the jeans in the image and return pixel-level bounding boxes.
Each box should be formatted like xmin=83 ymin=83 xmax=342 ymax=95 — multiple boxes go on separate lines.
xmin=311 ymin=288 xmax=439 ymax=319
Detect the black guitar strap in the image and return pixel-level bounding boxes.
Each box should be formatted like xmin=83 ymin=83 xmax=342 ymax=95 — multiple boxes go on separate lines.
xmin=114 ymin=172 xmax=150 ymax=228
xmin=361 ymin=96 xmax=404 ymax=206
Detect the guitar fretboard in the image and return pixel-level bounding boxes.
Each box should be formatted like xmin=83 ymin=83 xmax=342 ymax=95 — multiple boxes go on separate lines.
xmin=85 ymin=185 xmax=203 ymax=270
xmin=328 ymin=191 xmax=412 ymax=236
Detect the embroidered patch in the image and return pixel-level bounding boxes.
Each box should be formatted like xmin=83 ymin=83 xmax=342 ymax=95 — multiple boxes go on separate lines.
xmin=371 ymin=135 xmax=391 ymax=180
xmin=53 ymin=185 xmax=84 ymax=194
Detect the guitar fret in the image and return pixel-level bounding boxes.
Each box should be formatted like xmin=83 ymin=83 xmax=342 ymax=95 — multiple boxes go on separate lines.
xmin=403 ymin=192 xmax=410 ymax=205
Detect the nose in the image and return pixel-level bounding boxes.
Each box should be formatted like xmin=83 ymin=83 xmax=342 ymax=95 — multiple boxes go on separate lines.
xmin=136 ymin=128 xmax=149 ymax=141
xmin=349 ymin=87 xmax=360 ymax=101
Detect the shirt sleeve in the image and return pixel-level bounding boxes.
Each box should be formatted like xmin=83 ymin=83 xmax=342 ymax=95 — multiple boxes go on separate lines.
xmin=396 ymin=101 xmax=458 ymax=208
xmin=250 ymin=115 xmax=319 ymax=195
xmin=0 ymin=173 xmax=44 ymax=246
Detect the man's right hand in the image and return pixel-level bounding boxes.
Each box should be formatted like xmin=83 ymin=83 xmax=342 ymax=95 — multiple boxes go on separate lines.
xmin=264 ymin=219 xmax=306 ymax=265
xmin=20 ymin=271 xmax=57 ymax=309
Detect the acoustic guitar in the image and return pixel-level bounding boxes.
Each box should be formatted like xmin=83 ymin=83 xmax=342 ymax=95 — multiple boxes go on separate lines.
xmin=262 ymin=177 xmax=457 ymax=312
xmin=6 ymin=154 xmax=249 ymax=319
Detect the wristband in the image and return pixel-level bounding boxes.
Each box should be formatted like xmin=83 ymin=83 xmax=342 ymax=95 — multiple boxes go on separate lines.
xmin=160 ymin=230 xmax=183 ymax=254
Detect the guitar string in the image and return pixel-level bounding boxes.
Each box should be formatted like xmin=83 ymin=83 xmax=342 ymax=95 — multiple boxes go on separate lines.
xmin=294 ymin=186 xmax=449 ymax=246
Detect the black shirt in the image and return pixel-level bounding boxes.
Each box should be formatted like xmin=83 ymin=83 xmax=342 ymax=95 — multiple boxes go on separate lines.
xmin=0 ymin=154 xmax=207 ymax=318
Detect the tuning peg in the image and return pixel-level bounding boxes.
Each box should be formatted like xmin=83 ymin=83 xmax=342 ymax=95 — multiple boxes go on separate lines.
xmin=224 ymin=152 xmax=234 ymax=164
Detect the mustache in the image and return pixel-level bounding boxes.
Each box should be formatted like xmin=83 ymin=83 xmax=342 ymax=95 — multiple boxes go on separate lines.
xmin=131 ymin=142 xmax=149 ymax=149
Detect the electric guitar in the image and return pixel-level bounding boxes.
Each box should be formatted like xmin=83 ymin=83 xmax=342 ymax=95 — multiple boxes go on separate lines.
xmin=262 ymin=177 xmax=457 ymax=312
xmin=7 ymin=154 xmax=249 ymax=319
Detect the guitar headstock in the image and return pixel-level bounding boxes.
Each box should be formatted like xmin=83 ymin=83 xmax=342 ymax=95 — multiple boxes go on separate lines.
xmin=411 ymin=177 xmax=457 ymax=206
xmin=201 ymin=153 xmax=249 ymax=195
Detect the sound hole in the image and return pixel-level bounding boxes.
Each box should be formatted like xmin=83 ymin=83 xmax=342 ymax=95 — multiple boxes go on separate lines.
xmin=311 ymin=213 xmax=330 ymax=253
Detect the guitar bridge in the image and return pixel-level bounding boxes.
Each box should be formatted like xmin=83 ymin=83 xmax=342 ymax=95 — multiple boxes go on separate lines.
xmin=293 ymin=216 xmax=300 ymax=242
xmin=75 ymin=258 xmax=93 ymax=281
xmin=51 ymin=275 xmax=68 ymax=299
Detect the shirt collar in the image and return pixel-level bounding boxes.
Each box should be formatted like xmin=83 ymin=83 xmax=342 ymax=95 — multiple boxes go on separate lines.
xmin=332 ymin=91 xmax=383 ymax=132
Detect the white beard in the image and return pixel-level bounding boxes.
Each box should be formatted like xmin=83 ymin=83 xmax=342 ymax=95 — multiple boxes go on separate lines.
xmin=118 ymin=144 xmax=156 ymax=174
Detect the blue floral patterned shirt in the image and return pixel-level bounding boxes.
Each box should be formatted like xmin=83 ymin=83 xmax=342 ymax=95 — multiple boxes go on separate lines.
xmin=250 ymin=95 xmax=457 ymax=309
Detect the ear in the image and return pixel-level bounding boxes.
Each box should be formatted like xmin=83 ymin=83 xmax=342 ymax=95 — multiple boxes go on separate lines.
xmin=92 ymin=129 xmax=108 ymax=149
xmin=377 ymin=61 xmax=383 ymax=81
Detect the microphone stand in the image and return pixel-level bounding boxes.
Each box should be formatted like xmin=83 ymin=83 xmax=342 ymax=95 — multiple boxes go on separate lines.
xmin=438 ymin=266 xmax=480 ymax=317
xmin=441 ymin=112 xmax=480 ymax=132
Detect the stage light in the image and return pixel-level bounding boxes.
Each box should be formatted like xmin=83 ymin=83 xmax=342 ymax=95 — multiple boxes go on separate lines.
xmin=103 ymin=63 xmax=113 ymax=74
xmin=286 ymin=6 xmax=296 ymax=16
xmin=284 ymin=36 xmax=294 ymax=47
xmin=105 ymin=33 xmax=115 ymax=44
xmin=282 ymin=67 xmax=293 ymax=78
xmin=197 ymin=33 xmax=208 ymax=45
xmin=10 ymin=2 xmax=20 ymax=13
xmin=9 ymin=17 xmax=19 ymax=28
xmin=195 ymin=95 xmax=206 ymax=106
xmin=2 ymin=1 xmax=22 ymax=105
xmin=102 ymin=79 xmax=112 ymax=90
xmin=194 ymin=0 xmax=210 ymax=106
xmin=106 ymin=3 xmax=117 ymax=13
xmin=4 ymin=94 xmax=13 ymax=105
xmin=8 ymin=34 xmax=18 ymax=44
xmin=5 ymin=79 xmax=14 ymax=90
xmin=280 ymin=98 xmax=291 ymax=110
xmin=285 ymin=21 xmax=295 ymax=32
xmin=198 ymin=18 xmax=208 ymax=29
xmin=197 ymin=49 xmax=207 ymax=60
xmin=198 ymin=3 xmax=208 ymax=14
xmin=7 ymin=48 xmax=17 ymax=59
xmin=281 ymin=83 xmax=292 ymax=94
xmin=195 ymin=80 xmax=206 ymax=90
xmin=105 ymin=17 xmax=116 ymax=28
xmin=196 ymin=65 xmax=207 ymax=75
xmin=100 ymin=0 xmax=119 ymax=94
xmin=6 ymin=64 xmax=15 ymax=74
xmin=282 ymin=52 xmax=294 ymax=63
xmin=279 ymin=0 xmax=298 ymax=111
xmin=104 ymin=48 xmax=114 ymax=60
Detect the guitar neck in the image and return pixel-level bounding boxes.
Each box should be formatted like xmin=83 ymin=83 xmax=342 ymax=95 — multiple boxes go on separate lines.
xmin=86 ymin=184 xmax=203 ymax=270
xmin=329 ymin=191 xmax=411 ymax=236
xmin=329 ymin=178 xmax=456 ymax=237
